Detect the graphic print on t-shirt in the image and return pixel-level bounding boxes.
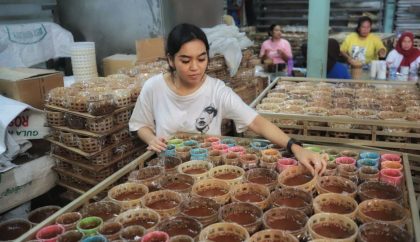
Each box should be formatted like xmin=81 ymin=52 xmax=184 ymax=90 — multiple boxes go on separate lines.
xmin=351 ymin=45 xmax=366 ymax=63
xmin=195 ymin=104 xmax=218 ymax=134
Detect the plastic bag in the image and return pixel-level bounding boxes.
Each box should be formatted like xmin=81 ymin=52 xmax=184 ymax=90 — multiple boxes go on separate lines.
xmin=0 ymin=22 xmax=74 ymax=67
xmin=202 ymin=24 xmax=253 ymax=76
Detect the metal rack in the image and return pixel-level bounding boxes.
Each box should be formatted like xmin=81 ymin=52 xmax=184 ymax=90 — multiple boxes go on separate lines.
xmin=253 ymin=0 xmax=385 ymax=32
xmin=395 ymin=0 xmax=420 ymax=35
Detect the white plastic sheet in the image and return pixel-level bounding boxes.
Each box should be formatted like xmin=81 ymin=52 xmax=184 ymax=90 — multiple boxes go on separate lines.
xmin=0 ymin=22 xmax=74 ymax=67
xmin=203 ymin=24 xmax=254 ymax=76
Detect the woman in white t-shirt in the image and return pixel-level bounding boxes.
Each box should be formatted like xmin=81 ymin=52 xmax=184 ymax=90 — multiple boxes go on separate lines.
xmin=129 ymin=23 xmax=326 ymax=175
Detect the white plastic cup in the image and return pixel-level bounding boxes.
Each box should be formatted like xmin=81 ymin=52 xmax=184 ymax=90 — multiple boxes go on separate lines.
xmin=400 ymin=66 xmax=409 ymax=75
xmin=370 ymin=60 xmax=378 ymax=79
xmin=377 ymin=61 xmax=387 ymax=80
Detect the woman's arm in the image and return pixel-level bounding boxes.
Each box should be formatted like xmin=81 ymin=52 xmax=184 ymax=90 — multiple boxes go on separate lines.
xmin=248 ymin=115 xmax=326 ymax=175
xmin=137 ymin=127 xmax=167 ymax=152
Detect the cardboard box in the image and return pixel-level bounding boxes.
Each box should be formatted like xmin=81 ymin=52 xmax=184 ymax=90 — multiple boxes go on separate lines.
xmin=103 ymin=54 xmax=137 ymax=76
xmin=136 ymin=37 xmax=166 ymax=62
xmin=0 ymin=67 xmax=64 ymax=109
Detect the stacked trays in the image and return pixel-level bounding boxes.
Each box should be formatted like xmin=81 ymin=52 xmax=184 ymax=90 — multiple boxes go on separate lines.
xmin=45 ymin=74 xmax=146 ymax=195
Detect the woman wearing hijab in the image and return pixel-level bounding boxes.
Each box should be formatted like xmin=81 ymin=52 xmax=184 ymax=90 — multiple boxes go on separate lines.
xmin=386 ymin=32 xmax=420 ymax=72
xmin=327 ymin=38 xmax=351 ymax=79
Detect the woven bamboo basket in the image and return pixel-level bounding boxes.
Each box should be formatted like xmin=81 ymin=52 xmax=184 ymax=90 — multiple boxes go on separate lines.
xmin=87 ymin=116 xmax=114 ymax=133
xmin=239 ymin=154 xmax=259 ymax=170
xmin=110 ymin=128 xmax=130 ymax=144
xmin=113 ymin=89 xmax=131 ymax=108
xmin=191 ymin=179 xmax=231 ymax=205
xmin=158 ymin=173 xmax=195 ymax=195
xmin=128 ymin=166 xmax=165 ymax=190
xmin=278 ymin=165 xmax=317 ymax=193
xmin=46 ymin=110 xmax=65 ymax=126
xmin=91 ymin=149 xmax=113 ymax=166
xmin=177 ymin=160 xmax=213 ymax=181
xmin=71 ymin=162 xmax=86 ymax=175
xmin=307 ymin=213 xmax=358 ymax=241
xmin=88 ymin=167 xmax=114 ymax=181
xmin=338 ymin=150 xmax=359 ymax=160
xmin=269 ymin=187 xmax=313 ymax=216
xmin=108 ymin=182 xmax=149 ymax=210
xmin=77 ymin=136 xmax=105 ymax=153
xmin=175 ymin=146 xmax=191 ymax=162
xmin=179 ymin=197 xmax=220 ymax=227
xmin=199 ymin=142 xmax=213 ymax=151
xmin=267 ymin=92 xmax=288 ymax=99
xmin=356 ymin=199 xmax=408 ymax=226
xmin=316 ymin=176 xmax=357 ymax=198
xmin=248 ymin=229 xmax=299 ymax=242
xmin=263 ymin=207 xmax=308 ymax=239
xmin=53 ymin=212 xmax=81 ymax=232
xmin=209 ymin=165 xmax=245 ymax=186
xmin=223 ymin=152 xmax=241 ymax=167
xmin=141 ymin=190 xmax=182 ymax=219
xmin=114 ymin=208 xmax=160 ymax=231
xmin=219 ymin=202 xmax=263 ymax=234
xmin=87 ymin=94 xmax=116 ymax=116
xmin=155 ymin=216 xmax=202 ymax=240
xmin=260 ymin=149 xmax=281 ymax=169
xmin=54 ymin=159 xmax=70 ymax=170
xmin=59 ymin=131 xmax=78 ymax=147
xmin=47 ymin=87 xmax=66 ymax=107
xmin=27 ymin=205 xmax=61 ymax=225
xmin=357 ymin=222 xmax=412 ymax=242
xmin=357 ymin=181 xmax=403 ymax=203
xmin=313 ymin=193 xmax=358 ymax=220
xmin=245 ymin=168 xmax=278 ymax=191
xmin=68 ymin=151 xmax=85 ymax=162
xmin=231 ymin=183 xmax=270 ymax=211
xmin=80 ymin=201 xmax=121 ymax=222
xmin=148 ymin=156 xmax=182 ymax=174
xmin=114 ymin=109 xmax=132 ymax=124
xmin=65 ymin=93 xmax=88 ymax=112
xmin=208 ymin=150 xmax=223 ymax=166
xmin=198 ymin=222 xmax=250 ymax=242
xmin=262 ymin=97 xmax=286 ymax=104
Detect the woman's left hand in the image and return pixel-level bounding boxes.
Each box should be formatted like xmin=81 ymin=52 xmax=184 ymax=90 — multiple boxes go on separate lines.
xmin=292 ymin=145 xmax=327 ymax=176
xmin=378 ymin=48 xmax=386 ymax=58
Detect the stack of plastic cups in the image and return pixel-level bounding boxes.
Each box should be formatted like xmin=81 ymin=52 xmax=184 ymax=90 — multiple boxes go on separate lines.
xmin=71 ymin=42 xmax=98 ymax=82
xmin=379 ymin=153 xmax=403 ymax=186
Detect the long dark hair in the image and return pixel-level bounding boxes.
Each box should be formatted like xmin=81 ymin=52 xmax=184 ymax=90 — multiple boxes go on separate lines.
xmin=327 ymin=38 xmax=340 ymax=73
xmin=166 ymin=23 xmax=210 ymax=72
xmin=355 ymin=16 xmax=372 ymax=35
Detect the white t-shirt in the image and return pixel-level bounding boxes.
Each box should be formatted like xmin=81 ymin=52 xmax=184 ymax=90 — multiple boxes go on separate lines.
xmin=386 ymin=49 xmax=420 ymax=70
xmin=129 ymin=73 xmax=258 ymax=138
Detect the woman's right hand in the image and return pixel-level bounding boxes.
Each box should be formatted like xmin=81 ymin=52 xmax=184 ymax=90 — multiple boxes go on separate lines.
xmin=147 ymin=136 xmax=167 ymax=153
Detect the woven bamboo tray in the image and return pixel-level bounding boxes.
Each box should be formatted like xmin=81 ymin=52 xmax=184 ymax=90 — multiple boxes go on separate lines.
xmin=248 ymin=77 xmax=420 ymax=155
